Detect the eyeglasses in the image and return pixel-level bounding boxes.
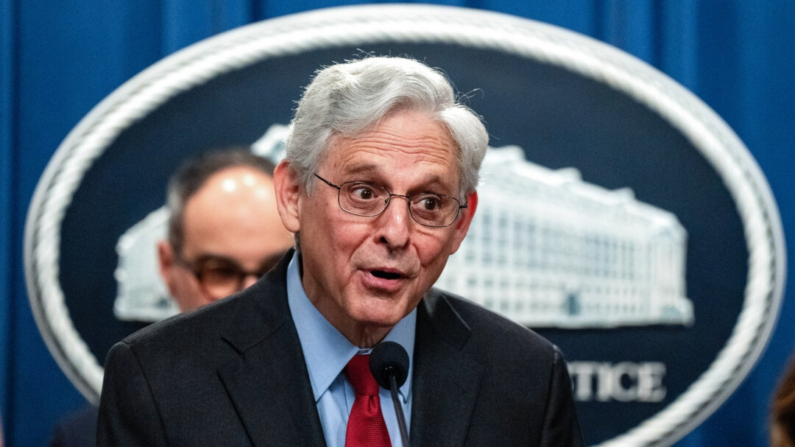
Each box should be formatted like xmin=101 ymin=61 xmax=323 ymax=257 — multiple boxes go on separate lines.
xmin=314 ymin=173 xmax=467 ymax=228
xmin=175 ymin=252 xmax=284 ymax=299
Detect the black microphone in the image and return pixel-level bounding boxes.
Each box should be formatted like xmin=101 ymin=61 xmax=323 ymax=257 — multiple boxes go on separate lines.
xmin=370 ymin=341 xmax=410 ymax=446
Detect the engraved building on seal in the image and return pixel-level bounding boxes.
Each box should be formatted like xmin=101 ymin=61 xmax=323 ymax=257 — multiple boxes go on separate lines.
xmin=113 ymin=124 xmax=693 ymax=329
xmin=436 ymin=146 xmax=693 ymax=328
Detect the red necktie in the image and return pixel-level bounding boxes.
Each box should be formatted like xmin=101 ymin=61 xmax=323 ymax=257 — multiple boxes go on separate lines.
xmin=344 ymin=354 xmax=392 ymax=447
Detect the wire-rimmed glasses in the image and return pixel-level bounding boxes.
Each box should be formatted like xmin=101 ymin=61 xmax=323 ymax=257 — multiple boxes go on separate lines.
xmin=174 ymin=252 xmax=283 ymax=298
xmin=314 ymin=173 xmax=466 ymax=228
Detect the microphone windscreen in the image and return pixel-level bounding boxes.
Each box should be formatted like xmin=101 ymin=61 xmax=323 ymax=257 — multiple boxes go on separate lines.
xmin=369 ymin=341 xmax=410 ymax=389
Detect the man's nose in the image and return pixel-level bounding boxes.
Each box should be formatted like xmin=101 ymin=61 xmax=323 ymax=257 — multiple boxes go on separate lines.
xmin=377 ymin=196 xmax=412 ymax=249
xmin=241 ymin=274 xmax=259 ymax=290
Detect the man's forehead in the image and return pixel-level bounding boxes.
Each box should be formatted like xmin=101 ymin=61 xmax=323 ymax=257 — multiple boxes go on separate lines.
xmin=330 ymin=156 xmax=457 ymax=191
xmin=337 ymin=162 xmax=400 ymax=177
xmin=326 ymin=143 xmax=458 ymax=186
xmin=202 ymin=165 xmax=273 ymax=190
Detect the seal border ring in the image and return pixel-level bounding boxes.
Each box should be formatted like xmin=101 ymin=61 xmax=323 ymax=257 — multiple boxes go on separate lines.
xmin=23 ymin=5 xmax=786 ymax=446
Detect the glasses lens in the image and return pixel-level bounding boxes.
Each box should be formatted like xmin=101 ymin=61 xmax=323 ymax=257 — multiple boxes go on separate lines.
xmin=410 ymin=194 xmax=458 ymax=227
xmin=340 ymin=182 xmax=389 ymax=216
xmin=197 ymin=259 xmax=244 ymax=299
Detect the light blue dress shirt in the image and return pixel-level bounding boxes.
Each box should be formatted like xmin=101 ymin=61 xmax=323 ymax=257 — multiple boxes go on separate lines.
xmin=286 ymin=253 xmax=416 ymax=447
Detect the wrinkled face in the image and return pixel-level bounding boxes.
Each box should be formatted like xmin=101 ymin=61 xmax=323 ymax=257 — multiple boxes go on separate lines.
xmin=276 ymin=109 xmax=477 ymax=344
xmin=158 ymin=166 xmax=294 ymax=312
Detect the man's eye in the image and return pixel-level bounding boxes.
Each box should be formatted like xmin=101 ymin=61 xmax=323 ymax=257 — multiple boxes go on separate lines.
xmin=417 ymin=195 xmax=442 ymax=211
xmin=206 ymin=266 xmax=240 ymax=279
xmin=351 ymin=185 xmax=378 ymax=200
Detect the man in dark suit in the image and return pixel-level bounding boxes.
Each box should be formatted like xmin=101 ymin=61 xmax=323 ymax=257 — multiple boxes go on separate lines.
xmin=97 ymin=56 xmax=582 ymax=446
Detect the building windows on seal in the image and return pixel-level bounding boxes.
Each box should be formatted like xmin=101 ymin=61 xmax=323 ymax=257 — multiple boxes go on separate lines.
xmin=436 ymin=145 xmax=694 ymax=329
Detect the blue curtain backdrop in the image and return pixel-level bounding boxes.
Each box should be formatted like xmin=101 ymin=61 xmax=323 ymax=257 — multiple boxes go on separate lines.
xmin=1 ymin=1 xmax=793 ymax=446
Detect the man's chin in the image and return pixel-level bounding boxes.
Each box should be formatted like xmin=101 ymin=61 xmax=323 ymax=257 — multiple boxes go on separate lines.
xmin=348 ymin=301 xmax=408 ymax=331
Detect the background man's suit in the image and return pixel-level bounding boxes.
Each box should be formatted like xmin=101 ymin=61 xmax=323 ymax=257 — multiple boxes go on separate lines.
xmin=98 ymin=253 xmax=582 ymax=446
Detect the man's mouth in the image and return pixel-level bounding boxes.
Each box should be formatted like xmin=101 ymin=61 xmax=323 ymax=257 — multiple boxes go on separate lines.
xmin=370 ymin=270 xmax=403 ymax=280
xmin=359 ymin=267 xmax=410 ymax=292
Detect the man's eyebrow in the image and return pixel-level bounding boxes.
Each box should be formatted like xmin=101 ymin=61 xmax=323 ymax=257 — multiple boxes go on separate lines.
xmin=341 ymin=166 xmax=454 ymax=194
xmin=341 ymin=164 xmax=381 ymax=177
xmin=418 ymin=175 xmax=447 ymax=188
xmin=409 ymin=175 xmax=456 ymax=195
xmin=192 ymin=253 xmax=241 ymax=267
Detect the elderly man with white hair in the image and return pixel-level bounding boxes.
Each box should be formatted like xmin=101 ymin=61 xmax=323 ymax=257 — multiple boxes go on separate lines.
xmin=98 ymin=56 xmax=582 ymax=447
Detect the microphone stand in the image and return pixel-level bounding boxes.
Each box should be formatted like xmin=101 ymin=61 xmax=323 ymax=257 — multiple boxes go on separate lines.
xmin=387 ymin=370 xmax=410 ymax=446
xmin=370 ymin=342 xmax=411 ymax=446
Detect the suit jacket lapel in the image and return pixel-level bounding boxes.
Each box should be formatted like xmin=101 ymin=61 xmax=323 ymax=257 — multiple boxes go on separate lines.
xmin=217 ymin=252 xmax=327 ymax=447
xmin=410 ymin=290 xmax=484 ymax=447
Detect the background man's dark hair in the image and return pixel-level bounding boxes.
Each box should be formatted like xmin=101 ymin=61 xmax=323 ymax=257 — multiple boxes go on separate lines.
xmin=772 ymin=355 xmax=795 ymax=447
xmin=166 ymin=148 xmax=276 ymax=256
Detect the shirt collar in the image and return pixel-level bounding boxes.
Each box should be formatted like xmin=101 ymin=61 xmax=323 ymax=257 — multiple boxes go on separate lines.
xmin=286 ymin=252 xmax=416 ymax=403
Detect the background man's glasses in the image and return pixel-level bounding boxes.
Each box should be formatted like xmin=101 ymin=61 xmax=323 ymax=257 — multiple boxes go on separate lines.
xmin=314 ymin=173 xmax=466 ymax=228
xmin=175 ymin=253 xmax=283 ymax=299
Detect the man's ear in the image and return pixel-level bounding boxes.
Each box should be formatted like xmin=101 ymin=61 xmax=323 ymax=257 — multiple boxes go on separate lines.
xmin=157 ymin=240 xmax=179 ymax=298
xmin=449 ymin=190 xmax=478 ymax=254
xmin=274 ymin=160 xmax=302 ymax=233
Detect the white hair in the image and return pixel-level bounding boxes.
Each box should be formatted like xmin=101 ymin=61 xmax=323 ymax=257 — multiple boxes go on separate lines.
xmin=285 ymin=56 xmax=489 ymax=196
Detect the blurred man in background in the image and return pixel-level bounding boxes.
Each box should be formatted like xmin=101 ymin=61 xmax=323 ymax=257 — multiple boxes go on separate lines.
xmin=49 ymin=148 xmax=293 ymax=447
xmin=157 ymin=149 xmax=294 ymax=313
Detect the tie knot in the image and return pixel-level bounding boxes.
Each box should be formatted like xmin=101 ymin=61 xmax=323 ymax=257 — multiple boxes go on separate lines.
xmin=345 ymin=354 xmax=381 ymax=396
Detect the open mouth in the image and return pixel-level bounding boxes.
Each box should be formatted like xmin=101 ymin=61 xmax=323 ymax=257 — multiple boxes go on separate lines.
xmin=370 ymin=270 xmax=403 ymax=280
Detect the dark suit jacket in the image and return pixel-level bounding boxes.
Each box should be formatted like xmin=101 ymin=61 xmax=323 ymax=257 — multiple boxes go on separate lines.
xmin=97 ymin=254 xmax=582 ymax=446
xmin=49 ymin=404 xmax=97 ymax=447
